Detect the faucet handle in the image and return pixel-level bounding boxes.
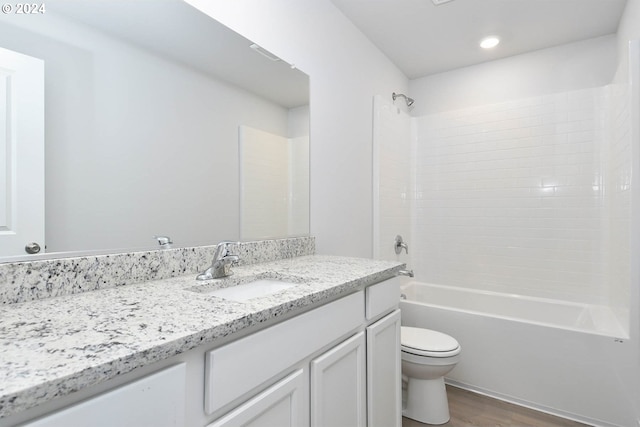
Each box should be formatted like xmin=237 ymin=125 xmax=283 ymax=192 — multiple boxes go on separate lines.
xmin=394 ymin=235 xmax=408 ymax=255
xmin=153 ymin=235 xmax=173 ymax=248
xmin=214 ymin=240 xmax=237 ymax=258
xmin=197 ymin=241 xmax=240 ymax=281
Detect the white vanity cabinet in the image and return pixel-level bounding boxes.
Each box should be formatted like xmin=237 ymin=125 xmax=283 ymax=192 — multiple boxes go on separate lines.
xmin=11 ymin=277 xmax=402 ymax=427
xmin=307 ymin=277 xmax=402 ymax=427
xmin=204 ymin=291 xmax=364 ymax=422
xmin=208 ymin=277 xmax=402 ymax=427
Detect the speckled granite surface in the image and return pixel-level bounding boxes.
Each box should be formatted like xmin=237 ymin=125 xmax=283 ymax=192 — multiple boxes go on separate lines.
xmin=0 ymin=237 xmax=315 ymax=305
xmin=0 ymin=254 xmax=403 ymax=419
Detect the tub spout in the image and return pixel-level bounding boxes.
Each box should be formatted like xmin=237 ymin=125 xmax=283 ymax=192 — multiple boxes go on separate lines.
xmin=398 ymin=269 xmax=414 ymax=277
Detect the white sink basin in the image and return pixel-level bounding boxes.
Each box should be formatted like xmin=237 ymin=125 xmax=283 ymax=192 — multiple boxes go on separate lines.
xmin=207 ymin=279 xmax=298 ymax=302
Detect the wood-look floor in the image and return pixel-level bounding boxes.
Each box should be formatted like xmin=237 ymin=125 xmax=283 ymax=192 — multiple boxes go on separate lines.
xmin=402 ymin=385 xmax=591 ymax=427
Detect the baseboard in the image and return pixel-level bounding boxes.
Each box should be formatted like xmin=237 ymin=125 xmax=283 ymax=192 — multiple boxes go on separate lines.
xmin=445 ymin=379 xmax=624 ymax=427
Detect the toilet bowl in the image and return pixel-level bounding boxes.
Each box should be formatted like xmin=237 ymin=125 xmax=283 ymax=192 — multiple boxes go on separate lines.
xmin=401 ymin=326 xmax=461 ymax=425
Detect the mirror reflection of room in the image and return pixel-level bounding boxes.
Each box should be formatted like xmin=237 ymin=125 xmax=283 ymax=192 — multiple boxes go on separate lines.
xmin=0 ymin=0 xmax=309 ymax=259
xmin=239 ymin=125 xmax=309 ymax=240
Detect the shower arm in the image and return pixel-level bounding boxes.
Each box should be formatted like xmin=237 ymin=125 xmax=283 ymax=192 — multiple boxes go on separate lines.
xmin=392 ymin=92 xmax=415 ymax=107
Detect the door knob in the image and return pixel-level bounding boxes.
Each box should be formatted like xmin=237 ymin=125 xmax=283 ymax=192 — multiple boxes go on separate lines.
xmin=25 ymin=242 xmax=41 ymax=254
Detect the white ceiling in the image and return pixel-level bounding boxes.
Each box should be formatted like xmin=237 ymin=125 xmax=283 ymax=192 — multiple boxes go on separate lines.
xmin=330 ymin=0 xmax=628 ymax=79
xmin=45 ymin=0 xmax=309 ymax=108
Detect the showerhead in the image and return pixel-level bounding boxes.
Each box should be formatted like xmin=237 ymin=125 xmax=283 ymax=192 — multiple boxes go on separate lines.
xmin=392 ymin=92 xmax=415 ymax=107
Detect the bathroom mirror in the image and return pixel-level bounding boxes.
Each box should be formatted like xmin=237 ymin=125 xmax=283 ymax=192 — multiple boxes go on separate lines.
xmin=0 ymin=0 xmax=310 ymax=261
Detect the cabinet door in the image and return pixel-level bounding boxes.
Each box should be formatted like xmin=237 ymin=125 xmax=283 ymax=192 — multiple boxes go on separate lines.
xmin=208 ymin=369 xmax=308 ymax=427
xmin=367 ymin=309 xmax=401 ymax=427
xmin=311 ymin=332 xmax=366 ymax=427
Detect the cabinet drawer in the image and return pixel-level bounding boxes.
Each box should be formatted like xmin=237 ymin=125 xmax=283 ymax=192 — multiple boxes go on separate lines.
xmin=365 ymin=277 xmax=401 ymax=320
xmin=23 ymin=364 xmax=186 ymax=427
xmin=205 ymin=291 xmax=364 ymax=414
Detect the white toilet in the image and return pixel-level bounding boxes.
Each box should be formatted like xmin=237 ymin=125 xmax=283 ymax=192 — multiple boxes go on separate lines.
xmin=401 ymin=326 xmax=461 ymax=425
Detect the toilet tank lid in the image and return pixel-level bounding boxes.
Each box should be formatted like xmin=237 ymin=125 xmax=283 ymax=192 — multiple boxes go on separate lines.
xmin=401 ymin=326 xmax=459 ymax=352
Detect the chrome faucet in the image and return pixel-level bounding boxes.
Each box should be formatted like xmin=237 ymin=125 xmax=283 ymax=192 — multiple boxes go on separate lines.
xmin=196 ymin=241 xmax=240 ymax=280
xmin=398 ymin=269 xmax=414 ymax=278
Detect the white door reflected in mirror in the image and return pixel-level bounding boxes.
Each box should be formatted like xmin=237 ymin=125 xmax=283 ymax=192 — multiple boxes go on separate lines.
xmin=0 ymin=47 xmax=44 ymax=257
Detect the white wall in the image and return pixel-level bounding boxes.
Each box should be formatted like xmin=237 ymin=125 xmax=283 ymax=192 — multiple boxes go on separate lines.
xmin=290 ymin=135 xmax=310 ymax=237
xmin=615 ymin=0 xmax=640 ymax=420
xmin=287 ymin=106 xmax=311 ymax=238
xmin=186 ymin=0 xmax=409 ymax=258
xmin=615 ymin=0 xmax=640 ymax=83
xmin=410 ymin=35 xmax=617 ymax=116
xmin=288 ymin=105 xmax=310 ymax=138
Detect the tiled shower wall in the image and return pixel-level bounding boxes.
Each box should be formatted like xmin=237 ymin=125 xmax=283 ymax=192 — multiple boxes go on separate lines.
xmin=412 ymin=87 xmax=626 ymax=305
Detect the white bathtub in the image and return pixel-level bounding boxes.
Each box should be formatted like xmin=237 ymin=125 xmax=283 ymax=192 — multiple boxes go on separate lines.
xmin=401 ymin=282 xmax=627 ymax=337
xmin=399 ymin=281 xmax=635 ymax=427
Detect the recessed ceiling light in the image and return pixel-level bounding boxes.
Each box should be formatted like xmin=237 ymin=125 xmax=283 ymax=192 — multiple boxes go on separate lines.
xmin=480 ymin=36 xmax=500 ymax=49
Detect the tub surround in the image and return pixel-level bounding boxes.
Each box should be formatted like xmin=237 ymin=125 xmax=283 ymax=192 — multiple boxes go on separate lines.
xmin=0 ymin=246 xmax=403 ymax=419
xmin=0 ymin=237 xmax=315 ymax=305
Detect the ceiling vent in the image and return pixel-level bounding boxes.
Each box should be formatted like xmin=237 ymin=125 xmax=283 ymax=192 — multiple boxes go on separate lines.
xmin=249 ymin=43 xmax=281 ymax=62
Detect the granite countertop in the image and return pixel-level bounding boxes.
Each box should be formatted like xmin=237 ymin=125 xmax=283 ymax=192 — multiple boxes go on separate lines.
xmin=0 ymin=255 xmax=403 ymax=419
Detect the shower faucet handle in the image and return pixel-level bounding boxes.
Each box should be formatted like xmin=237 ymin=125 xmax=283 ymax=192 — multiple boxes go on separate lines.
xmin=394 ymin=235 xmax=409 ymax=255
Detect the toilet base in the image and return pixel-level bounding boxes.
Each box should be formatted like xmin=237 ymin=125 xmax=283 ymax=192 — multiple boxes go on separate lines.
xmin=403 ymin=376 xmax=450 ymax=425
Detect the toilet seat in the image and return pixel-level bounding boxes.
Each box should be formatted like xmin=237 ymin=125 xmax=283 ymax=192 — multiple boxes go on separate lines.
xmin=401 ymin=326 xmax=461 ymax=358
